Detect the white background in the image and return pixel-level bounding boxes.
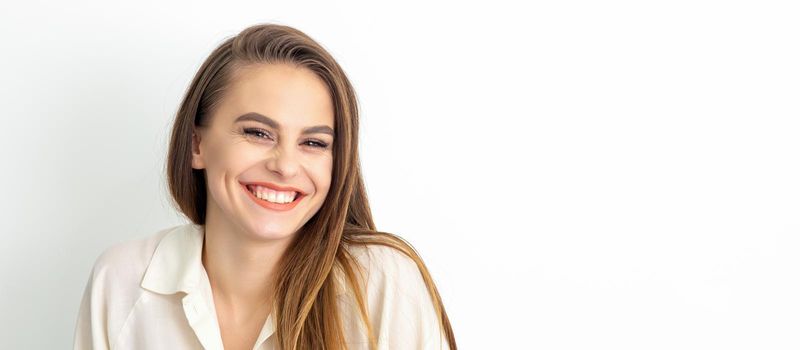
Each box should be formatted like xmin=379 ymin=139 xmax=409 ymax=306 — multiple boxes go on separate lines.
xmin=1 ymin=0 xmax=799 ymax=349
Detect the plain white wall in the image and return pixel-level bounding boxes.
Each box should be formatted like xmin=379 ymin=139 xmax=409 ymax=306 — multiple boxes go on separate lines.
xmin=1 ymin=0 xmax=799 ymax=349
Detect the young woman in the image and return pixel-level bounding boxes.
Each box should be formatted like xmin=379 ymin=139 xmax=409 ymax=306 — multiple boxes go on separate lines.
xmin=73 ymin=23 xmax=456 ymax=350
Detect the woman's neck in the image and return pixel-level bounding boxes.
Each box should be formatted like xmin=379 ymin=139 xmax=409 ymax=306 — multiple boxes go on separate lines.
xmin=201 ymin=215 xmax=293 ymax=314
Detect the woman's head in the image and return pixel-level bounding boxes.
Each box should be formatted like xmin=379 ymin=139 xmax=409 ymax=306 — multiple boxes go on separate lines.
xmin=167 ymin=24 xmax=360 ymax=241
xmin=190 ymin=62 xmax=335 ymax=242
xmin=166 ymin=23 xmax=455 ymax=349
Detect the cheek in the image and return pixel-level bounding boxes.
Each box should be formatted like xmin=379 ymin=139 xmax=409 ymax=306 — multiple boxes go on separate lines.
xmin=213 ymin=143 xmax=255 ymax=169
xmin=203 ymin=146 xmax=252 ymax=184
xmin=313 ymin=158 xmax=334 ymax=192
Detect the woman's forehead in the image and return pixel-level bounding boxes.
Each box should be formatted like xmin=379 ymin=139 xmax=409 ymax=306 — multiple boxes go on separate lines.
xmin=219 ymin=63 xmax=335 ymax=129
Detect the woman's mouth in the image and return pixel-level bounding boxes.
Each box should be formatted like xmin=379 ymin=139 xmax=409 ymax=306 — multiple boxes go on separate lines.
xmin=242 ymin=183 xmax=305 ymax=211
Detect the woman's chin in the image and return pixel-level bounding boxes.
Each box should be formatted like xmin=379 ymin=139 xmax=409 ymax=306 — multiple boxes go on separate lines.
xmin=245 ymin=223 xmax=297 ymax=242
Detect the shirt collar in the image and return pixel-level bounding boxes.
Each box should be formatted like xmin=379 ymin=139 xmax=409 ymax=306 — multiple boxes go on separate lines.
xmin=141 ymin=224 xmax=290 ymax=349
xmin=140 ymin=223 xmax=351 ymax=296
xmin=141 ymin=223 xmax=205 ymax=295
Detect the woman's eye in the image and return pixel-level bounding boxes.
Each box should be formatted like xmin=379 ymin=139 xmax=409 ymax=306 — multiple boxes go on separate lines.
xmin=304 ymin=140 xmax=329 ymax=149
xmin=243 ymin=128 xmax=273 ymax=140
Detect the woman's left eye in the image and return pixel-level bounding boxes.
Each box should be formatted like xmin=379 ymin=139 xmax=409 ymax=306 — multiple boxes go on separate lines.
xmin=303 ymin=140 xmax=329 ymax=149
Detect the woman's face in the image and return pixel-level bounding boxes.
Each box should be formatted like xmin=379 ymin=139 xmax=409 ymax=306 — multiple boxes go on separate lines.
xmin=191 ymin=63 xmax=335 ymax=242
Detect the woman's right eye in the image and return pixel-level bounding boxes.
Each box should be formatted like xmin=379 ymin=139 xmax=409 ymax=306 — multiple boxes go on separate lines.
xmin=243 ymin=128 xmax=273 ymax=140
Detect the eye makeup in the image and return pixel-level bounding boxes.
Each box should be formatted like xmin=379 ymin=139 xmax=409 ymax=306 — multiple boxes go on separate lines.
xmin=242 ymin=127 xmax=330 ymax=149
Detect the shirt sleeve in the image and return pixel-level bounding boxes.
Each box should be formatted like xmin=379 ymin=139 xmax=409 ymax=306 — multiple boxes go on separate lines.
xmin=73 ymin=242 xmax=143 ymax=350
xmin=363 ymin=245 xmax=450 ymax=350
xmin=73 ymin=259 xmax=112 ymax=350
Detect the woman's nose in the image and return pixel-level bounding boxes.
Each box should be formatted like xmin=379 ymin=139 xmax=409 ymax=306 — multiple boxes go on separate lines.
xmin=265 ymin=144 xmax=300 ymax=178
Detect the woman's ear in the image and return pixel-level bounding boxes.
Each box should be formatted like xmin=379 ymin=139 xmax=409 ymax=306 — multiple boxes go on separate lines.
xmin=191 ymin=130 xmax=206 ymax=170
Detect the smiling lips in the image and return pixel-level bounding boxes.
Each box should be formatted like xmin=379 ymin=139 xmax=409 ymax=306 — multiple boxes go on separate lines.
xmin=240 ymin=182 xmax=306 ymax=211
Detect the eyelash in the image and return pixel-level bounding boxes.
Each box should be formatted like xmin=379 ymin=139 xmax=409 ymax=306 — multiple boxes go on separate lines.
xmin=243 ymin=128 xmax=329 ymax=149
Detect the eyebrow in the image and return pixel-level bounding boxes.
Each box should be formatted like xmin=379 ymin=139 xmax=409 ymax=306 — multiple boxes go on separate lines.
xmin=234 ymin=112 xmax=335 ymax=137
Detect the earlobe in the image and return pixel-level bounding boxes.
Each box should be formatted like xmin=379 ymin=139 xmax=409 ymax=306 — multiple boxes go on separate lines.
xmin=190 ymin=131 xmax=205 ymax=170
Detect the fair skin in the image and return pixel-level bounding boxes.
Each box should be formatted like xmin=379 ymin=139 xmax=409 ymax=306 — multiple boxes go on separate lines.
xmin=191 ymin=62 xmax=335 ymax=350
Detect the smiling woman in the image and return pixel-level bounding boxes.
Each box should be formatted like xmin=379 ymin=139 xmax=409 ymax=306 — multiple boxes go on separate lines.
xmin=72 ymin=23 xmax=456 ymax=350
xmin=190 ymin=62 xmax=336 ymax=246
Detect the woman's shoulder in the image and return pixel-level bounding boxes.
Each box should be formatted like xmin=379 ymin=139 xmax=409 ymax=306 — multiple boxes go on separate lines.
xmin=340 ymin=240 xmax=437 ymax=307
xmin=74 ymin=225 xmax=190 ymax=349
xmin=91 ymin=226 xmax=177 ymax=274
xmin=338 ymin=240 xmax=450 ymax=349
xmin=345 ymin=243 xmax=423 ymax=285
xmin=86 ymin=225 xmax=184 ymax=293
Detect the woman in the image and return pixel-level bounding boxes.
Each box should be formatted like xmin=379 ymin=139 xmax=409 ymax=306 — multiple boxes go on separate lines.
xmin=73 ymin=23 xmax=456 ymax=350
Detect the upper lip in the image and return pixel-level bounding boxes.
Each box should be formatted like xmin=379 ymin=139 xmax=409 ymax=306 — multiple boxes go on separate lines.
xmin=241 ymin=181 xmax=306 ymax=195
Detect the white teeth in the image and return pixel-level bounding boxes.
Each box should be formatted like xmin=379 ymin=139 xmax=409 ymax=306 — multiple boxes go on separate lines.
xmin=247 ymin=185 xmax=297 ymax=204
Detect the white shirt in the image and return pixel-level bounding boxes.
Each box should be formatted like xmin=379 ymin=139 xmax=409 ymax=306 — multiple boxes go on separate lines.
xmin=73 ymin=223 xmax=450 ymax=350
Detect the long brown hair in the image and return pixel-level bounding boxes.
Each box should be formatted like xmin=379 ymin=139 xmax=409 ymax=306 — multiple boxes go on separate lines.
xmin=165 ymin=23 xmax=456 ymax=349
